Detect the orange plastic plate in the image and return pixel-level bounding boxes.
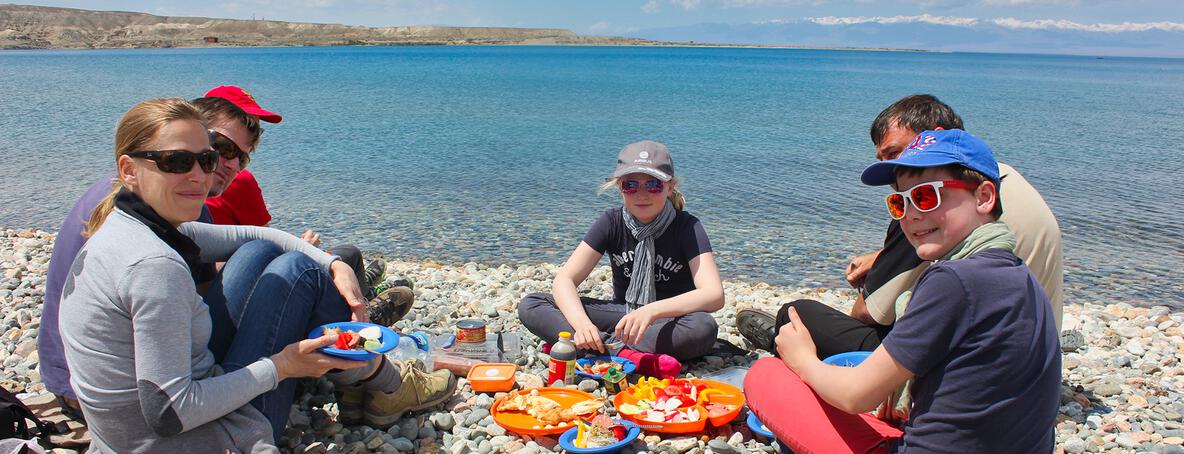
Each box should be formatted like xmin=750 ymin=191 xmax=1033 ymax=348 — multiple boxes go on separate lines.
xmin=491 ymin=387 xmax=599 ymax=436
xmin=612 ymin=378 xmax=745 ymax=434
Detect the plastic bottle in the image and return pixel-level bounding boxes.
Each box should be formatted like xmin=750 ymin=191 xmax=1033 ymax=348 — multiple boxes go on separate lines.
xmin=547 ymin=331 xmax=578 ymax=386
xmin=385 ymin=334 xmax=430 ymax=369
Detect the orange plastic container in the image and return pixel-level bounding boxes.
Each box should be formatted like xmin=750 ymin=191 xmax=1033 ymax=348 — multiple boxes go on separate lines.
xmin=612 ymin=378 xmax=745 ymax=434
xmin=491 ymin=388 xmax=599 ymax=436
xmin=467 ymin=363 xmax=518 ymax=393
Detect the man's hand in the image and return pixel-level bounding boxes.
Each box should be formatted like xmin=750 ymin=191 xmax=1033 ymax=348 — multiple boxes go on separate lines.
xmin=271 ymin=334 xmax=366 ymax=381
xmin=330 ymin=260 xmax=368 ymax=322
xmin=614 ymin=306 xmax=658 ymax=347
xmin=845 ymin=250 xmax=881 ymax=288
xmin=849 ymin=293 xmax=876 ymax=325
xmin=775 ymin=307 xmax=818 ymax=372
xmin=301 ymin=230 xmax=322 ymax=247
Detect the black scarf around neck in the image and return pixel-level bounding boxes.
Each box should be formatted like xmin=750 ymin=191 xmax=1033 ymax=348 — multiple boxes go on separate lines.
xmin=114 ymin=188 xmax=216 ymax=286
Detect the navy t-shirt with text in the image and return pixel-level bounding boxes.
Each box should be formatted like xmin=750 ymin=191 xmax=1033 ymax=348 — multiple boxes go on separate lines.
xmin=582 ymin=207 xmax=712 ymax=305
xmin=882 ymin=248 xmax=1061 ymax=453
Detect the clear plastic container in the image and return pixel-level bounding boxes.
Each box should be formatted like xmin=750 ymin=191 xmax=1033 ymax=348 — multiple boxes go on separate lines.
xmin=430 ymin=331 xmax=521 ymax=363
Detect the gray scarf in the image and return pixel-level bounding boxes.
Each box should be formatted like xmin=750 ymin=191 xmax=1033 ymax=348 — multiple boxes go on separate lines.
xmin=622 ymin=199 xmax=677 ymax=311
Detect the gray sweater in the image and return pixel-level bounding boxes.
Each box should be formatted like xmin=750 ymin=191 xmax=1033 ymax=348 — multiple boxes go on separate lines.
xmin=60 ymin=209 xmax=338 ymax=453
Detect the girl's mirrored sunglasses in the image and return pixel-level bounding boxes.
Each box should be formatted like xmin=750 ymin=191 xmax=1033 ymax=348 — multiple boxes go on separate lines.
xmin=620 ymin=179 xmax=664 ymax=194
xmin=209 ymin=129 xmax=250 ymax=167
xmin=125 ymin=149 xmax=219 ymax=174
xmin=885 ymin=179 xmax=977 ymax=219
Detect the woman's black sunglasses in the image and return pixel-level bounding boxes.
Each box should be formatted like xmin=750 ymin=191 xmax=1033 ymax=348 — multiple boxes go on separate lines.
xmin=209 ymin=129 xmax=251 ymax=167
xmin=125 ymin=149 xmax=219 ymax=174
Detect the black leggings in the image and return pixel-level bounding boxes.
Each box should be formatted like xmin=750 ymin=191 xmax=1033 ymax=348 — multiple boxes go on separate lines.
xmin=774 ymin=299 xmax=892 ymax=360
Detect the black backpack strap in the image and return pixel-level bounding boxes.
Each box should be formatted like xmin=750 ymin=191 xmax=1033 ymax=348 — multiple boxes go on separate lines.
xmin=1 ymin=387 xmax=65 ymax=439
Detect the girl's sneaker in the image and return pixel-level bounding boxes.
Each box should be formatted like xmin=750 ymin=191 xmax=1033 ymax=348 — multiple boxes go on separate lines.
xmin=617 ymin=348 xmax=681 ymax=378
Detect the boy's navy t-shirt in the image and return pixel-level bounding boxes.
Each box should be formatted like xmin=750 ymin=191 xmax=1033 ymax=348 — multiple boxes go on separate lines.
xmin=882 ymin=248 xmax=1061 ymax=453
xmin=583 ymin=207 xmax=712 ymax=305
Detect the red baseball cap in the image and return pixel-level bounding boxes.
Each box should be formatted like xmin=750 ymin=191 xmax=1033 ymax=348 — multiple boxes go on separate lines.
xmin=204 ymin=85 xmax=283 ymax=123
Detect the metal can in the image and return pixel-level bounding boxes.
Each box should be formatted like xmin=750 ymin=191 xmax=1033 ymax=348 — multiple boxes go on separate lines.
xmin=602 ymin=367 xmax=627 ymax=394
xmin=455 ymin=319 xmax=487 ymax=344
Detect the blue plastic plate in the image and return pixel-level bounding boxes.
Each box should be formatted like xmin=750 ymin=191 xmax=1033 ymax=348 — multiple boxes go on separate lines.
xmin=822 ymin=351 xmax=872 ymax=367
xmin=309 ymin=322 xmax=398 ymax=361
xmin=746 ymin=412 xmax=776 ymax=441
xmin=576 ymin=356 xmax=637 ymax=380
xmin=558 ymin=420 xmax=640 ymax=454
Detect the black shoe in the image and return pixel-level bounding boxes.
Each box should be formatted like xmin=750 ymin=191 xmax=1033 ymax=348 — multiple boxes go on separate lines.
xmin=364 ymin=259 xmax=387 ymax=289
xmin=737 ymin=308 xmax=777 ymax=352
xmin=368 ymin=286 xmax=414 ymax=327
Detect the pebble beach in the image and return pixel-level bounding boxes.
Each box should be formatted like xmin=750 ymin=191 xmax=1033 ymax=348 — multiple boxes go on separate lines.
xmin=3 ymin=227 xmax=1183 ymax=453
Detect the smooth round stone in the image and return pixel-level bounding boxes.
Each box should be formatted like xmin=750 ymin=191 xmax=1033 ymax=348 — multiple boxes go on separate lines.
xmin=431 ymin=413 xmax=455 ymax=431
xmin=578 ymin=380 xmax=598 ymax=393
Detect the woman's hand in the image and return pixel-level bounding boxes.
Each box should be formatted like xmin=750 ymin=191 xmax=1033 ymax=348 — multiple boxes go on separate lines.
xmin=614 ymin=305 xmax=658 ymax=346
xmin=271 ymin=334 xmax=366 ymax=381
xmin=330 ymin=260 xmax=368 ymax=322
xmin=301 ymin=229 xmax=322 ymax=247
xmin=775 ymin=307 xmax=818 ymax=372
xmin=571 ymin=322 xmax=605 ymax=353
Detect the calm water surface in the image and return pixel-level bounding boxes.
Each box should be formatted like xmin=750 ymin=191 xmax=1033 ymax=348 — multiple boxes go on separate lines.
xmin=1 ymin=46 xmax=1181 ymax=307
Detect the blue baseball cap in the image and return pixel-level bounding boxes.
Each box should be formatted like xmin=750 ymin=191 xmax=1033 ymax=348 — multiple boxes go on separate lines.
xmin=860 ymin=129 xmax=1000 ymax=186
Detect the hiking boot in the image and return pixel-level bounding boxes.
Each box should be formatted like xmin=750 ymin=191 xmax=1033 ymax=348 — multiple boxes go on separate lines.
xmin=333 ymin=385 xmax=365 ymax=426
xmin=364 ymin=359 xmax=457 ymax=429
xmin=737 ymin=308 xmax=777 ymax=352
xmin=368 ymin=286 xmax=414 ymax=327
xmin=364 ymin=259 xmax=387 ymax=289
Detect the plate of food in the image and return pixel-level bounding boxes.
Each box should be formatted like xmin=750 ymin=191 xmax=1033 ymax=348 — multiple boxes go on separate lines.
xmin=559 ymin=415 xmax=641 ymax=453
xmin=576 ymin=356 xmax=636 ymax=380
xmin=612 ymin=377 xmax=745 ymax=433
xmin=746 ymin=412 xmax=776 ymax=442
xmin=308 ymin=321 xmax=398 ymax=361
xmin=492 ymin=388 xmax=606 ymax=436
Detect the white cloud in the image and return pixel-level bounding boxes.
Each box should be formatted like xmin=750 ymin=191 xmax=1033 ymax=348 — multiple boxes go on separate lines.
xmin=806 ymin=14 xmax=980 ymax=27
xmin=983 ymin=0 xmax=1079 ymax=4
xmin=721 ymin=0 xmax=820 ymax=6
xmin=642 ymin=0 xmax=661 ymax=13
xmin=794 ymin=14 xmax=1184 ymax=33
xmin=670 ymin=0 xmax=703 ymax=10
xmin=992 ymin=17 xmax=1184 ymax=32
xmin=589 ymin=21 xmax=611 ymax=32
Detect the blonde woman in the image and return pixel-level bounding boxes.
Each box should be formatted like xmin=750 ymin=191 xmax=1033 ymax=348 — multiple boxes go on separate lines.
xmin=59 ymin=99 xmax=454 ymax=453
xmin=518 ymin=140 xmax=724 ymax=378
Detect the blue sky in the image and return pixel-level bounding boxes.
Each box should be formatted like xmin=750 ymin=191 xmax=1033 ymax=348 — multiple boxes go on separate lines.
xmin=20 ymin=0 xmax=1184 ymax=35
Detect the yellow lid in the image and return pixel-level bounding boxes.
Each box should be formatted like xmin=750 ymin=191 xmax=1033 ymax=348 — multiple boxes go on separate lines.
xmin=559 ymin=331 xmax=572 ymax=339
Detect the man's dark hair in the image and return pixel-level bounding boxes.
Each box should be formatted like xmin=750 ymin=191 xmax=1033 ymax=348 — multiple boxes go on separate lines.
xmin=895 ymin=164 xmax=1004 ymax=219
xmin=871 ymin=94 xmax=964 ymax=146
xmin=191 ymin=96 xmax=263 ymax=150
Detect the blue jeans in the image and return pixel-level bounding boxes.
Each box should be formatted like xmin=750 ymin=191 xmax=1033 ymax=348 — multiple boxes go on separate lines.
xmin=202 ymin=240 xmax=351 ymax=439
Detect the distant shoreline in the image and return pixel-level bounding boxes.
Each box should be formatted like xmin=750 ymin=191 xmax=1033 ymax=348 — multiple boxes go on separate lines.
xmin=0 ymin=41 xmax=929 ymax=53
xmin=0 ymin=3 xmax=927 ymax=53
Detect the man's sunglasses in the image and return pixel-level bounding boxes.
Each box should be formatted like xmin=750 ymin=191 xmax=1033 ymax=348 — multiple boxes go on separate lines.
xmin=885 ymin=180 xmax=977 ymax=220
xmin=620 ymin=179 xmax=664 ymax=194
xmin=209 ymin=129 xmax=250 ymax=167
xmin=125 ymin=149 xmax=219 ymax=174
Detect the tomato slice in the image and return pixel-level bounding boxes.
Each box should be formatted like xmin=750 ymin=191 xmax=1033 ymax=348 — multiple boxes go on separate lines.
xmin=334 ymin=332 xmax=350 ymax=349
xmin=664 ymin=385 xmax=684 ymax=397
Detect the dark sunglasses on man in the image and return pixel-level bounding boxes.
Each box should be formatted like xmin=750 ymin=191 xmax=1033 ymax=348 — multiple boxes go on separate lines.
xmin=208 ymin=129 xmax=251 ymax=167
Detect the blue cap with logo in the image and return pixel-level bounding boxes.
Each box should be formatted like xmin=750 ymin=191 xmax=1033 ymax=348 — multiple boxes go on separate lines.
xmin=860 ymin=129 xmax=1000 ymax=186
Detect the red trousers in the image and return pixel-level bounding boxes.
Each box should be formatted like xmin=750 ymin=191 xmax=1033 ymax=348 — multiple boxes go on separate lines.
xmin=744 ymin=357 xmax=903 ymax=454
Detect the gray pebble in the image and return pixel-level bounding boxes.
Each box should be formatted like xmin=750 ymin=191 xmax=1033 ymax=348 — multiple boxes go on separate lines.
xmin=578 ymin=379 xmax=599 ymax=393
xmin=431 ymin=412 xmax=455 ymax=431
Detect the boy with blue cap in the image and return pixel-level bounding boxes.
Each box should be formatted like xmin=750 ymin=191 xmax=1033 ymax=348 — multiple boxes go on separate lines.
xmin=744 ymin=129 xmax=1061 ymax=453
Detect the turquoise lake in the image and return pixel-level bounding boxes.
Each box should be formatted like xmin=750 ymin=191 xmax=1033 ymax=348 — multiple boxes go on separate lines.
xmin=1 ymin=46 xmax=1181 ymax=307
